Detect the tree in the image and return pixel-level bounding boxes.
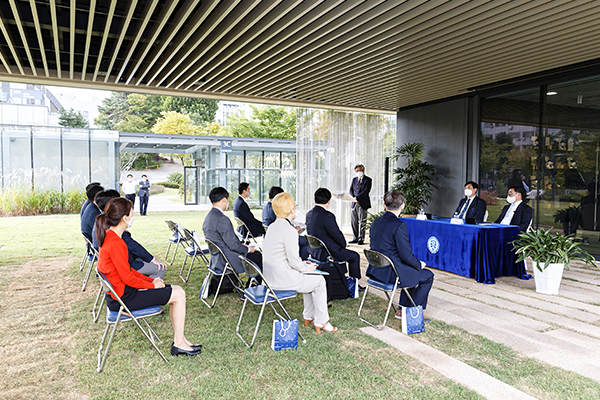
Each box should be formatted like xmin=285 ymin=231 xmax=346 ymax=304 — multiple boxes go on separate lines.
xmin=162 ymin=96 xmax=219 ymax=124
xmin=58 ymin=108 xmax=89 ymax=128
xmin=94 ymin=92 xmax=129 ymax=129
xmin=392 ymin=142 xmax=437 ymax=214
xmin=226 ymin=105 xmax=297 ymax=139
xmin=151 ymin=111 xmax=200 ymax=136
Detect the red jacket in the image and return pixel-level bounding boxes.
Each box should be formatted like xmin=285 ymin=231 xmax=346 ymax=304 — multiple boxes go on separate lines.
xmin=98 ymin=229 xmax=154 ymax=299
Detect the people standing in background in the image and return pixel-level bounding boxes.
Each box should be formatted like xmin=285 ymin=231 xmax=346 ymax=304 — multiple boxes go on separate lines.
xmin=122 ymin=174 xmax=137 ymax=207
xmin=138 ymin=174 xmax=150 ymax=216
xmin=349 ymin=164 xmax=372 ymax=245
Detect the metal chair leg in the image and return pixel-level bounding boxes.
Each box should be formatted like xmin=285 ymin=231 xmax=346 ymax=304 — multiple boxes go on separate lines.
xmin=80 ymin=247 xmax=88 ymax=271
xmin=92 ymin=285 xmax=105 ymax=323
xmin=97 ymin=310 xmax=122 ymax=372
xmin=179 ymin=254 xmax=190 ymax=283
xmin=200 ymin=271 xmax=221 ymax=309
xmin=82 ymin=256 xmax=96 ymax=291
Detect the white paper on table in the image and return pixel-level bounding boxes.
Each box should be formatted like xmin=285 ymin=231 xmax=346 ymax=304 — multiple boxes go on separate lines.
xmin=337 ymin=193 xmax=355 ymax=202
xmin=450 ymin=217 xmax=464 ymax=225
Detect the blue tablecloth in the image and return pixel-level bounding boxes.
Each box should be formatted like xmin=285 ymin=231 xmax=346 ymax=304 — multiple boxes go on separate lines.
xmin=400 ymin=217 xmax=530 ymax=284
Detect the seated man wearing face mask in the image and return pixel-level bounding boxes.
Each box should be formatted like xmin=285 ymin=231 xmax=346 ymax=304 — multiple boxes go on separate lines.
xmin=454 ymin=181 xmax=487 ymax=223
xmin=494 ymin=186 xmax=533 ymax=232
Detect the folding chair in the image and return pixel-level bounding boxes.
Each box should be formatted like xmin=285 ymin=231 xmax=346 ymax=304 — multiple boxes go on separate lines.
xmin=79 ymin=232 xmax=94 ymax=271
xmin=236 ymin=256 xmax=306 ymax=348
xmin=91 ymin=267 xmax=106 ymax=323
xmin=234 ymin=217 xmax=258 ymax=243
xmin=81 ymin=234 xmax=98 ymax=291
xmin=358 ymin=249 xmax=417 ymax=330
xmin=179 ymin=227 xmax=210 ymax=283
xmin=95 ymin=267 xmax=168 ymax=372
xmin=165 ymin=220 xmax=188 ymax=265
xmin=200 ymin=239 xmax=245 ymax=309
xmin=305 ymin=234 xmax=350 ymax=300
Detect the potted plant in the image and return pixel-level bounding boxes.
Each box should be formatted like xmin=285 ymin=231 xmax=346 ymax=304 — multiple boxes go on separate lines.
xmin=512 ymin=229 xmax=596 ymax=294
xmin=553 ymin=204 xmax=581 ymax=235
xmin=392 ymin=142 xmax=437 ymax=215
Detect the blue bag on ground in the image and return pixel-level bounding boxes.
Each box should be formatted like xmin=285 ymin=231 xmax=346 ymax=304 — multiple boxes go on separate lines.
xmin=271 ymin=319 xmax=298 ymax=351
xmin=346 ymin=277 xmax=359 ymax=298
xmin=402 ymin=305 xmax=425 ymax=335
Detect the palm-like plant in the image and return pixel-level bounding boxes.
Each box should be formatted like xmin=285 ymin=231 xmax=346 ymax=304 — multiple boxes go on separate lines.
xmin=392 ymin=142 xmax=437 ymax=215
xmin=512 ymin=229 xmax=596 ymax=271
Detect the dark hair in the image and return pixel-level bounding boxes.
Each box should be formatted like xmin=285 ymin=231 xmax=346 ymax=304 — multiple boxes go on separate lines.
xmin=238 ymin=182 xmax=249 ymax=194
xmin=268 ymin=186 xmax=284 ymax=200
xmin=509 ymin=185 xmax=528 ymax=203
xmin=511 ymin=168 xmax=523 ymax=178
xmin=141 ymin=174 xmax=147 ymax=178
xmin=465 ymin=181 xmax=479 ymax=190
xmin=95 ymin=189 xmax=121 ymax=212
xmin=95 ymin=197 xmax=132 ymax=247
xmin=86 ymin=184 xmax=104 ymax=202
xmin=354 ymin=164 xmax=365 ymax=171
xmin=126 ymin=174 xmax=133 ymax=178
xmin=384 ymin=190 xmax=405 ymax=210
xmin=209 ymin=187 xmax=229 ymax=204
xmin=314 ymin=188 xmax=332 ymax=204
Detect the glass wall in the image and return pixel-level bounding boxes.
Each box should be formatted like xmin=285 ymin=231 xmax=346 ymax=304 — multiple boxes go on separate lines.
xmin=481 ymin=75 xmax=600 ymax=252
xmin=0 ymin=125 xmax=119 ymax=193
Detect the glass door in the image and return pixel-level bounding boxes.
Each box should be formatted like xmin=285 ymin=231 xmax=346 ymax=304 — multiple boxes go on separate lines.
xmin=184 ymin=165 xmax=198 ymax=205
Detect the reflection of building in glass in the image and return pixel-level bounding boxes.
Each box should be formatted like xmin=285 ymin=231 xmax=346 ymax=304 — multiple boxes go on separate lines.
xmin=215 ymin=101 xmax=252 ymax=127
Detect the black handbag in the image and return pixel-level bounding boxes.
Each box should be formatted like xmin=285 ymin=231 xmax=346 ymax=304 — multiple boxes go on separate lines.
xmin=317 ymin=260 xmax=350 ymax=300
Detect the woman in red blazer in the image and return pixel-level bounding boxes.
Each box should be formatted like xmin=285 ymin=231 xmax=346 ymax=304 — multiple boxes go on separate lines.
xmin=96 ymin=197 xmax=201 ymax=357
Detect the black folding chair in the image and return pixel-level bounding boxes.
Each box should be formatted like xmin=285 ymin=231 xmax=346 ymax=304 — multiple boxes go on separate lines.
xmin=358 ymin=249 xmax=417 ymax=330
xmin=236 ymin=256 xmax=306 ymax=348
xmin=200 ymin=239 xmax=245 ymax=309
xmin=234 ymin=217 xmax=258 ymax=244
xmin=95 ymin=268 xmax=168 ymax=372
xmin=79 ymin=232 xmax=94 ymax=272
xmin=81 ymin=234 xmax=98 ymax=291
xmin=305 ymin=234 xmax=350 ymax=300
xmin=179 ymin=227 xmax=209 ymax=283
xmin=165 ymin=220 xmax=188 ymax=265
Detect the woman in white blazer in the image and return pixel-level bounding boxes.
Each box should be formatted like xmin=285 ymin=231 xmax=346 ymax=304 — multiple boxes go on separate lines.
xmin=262 ymin=192 xmax=337 ymax=333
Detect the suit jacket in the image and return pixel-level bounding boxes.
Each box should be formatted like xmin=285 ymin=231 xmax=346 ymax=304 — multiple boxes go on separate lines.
xmin=305 ymin=205 xmax=347 ymax=260
xmin=262 ymin=201 xmax=276 ymax=227
xmin=262 ymin=218 xmax=310 ymax=290
xmin=138 ymin=180 xmax=150 ymax=197
xmin=233 ymin=195 xmax=265 ymax=237
xmin=80 ymin=199 xmax=91 ymax=218
xmin=349 ymin=175 xmax=372 ymax=209
xmin=202 ymin=207 xmax=248 ymax=274
xmin=454 ymin=196 xmax=487 ymax=222
xmin=366 ymin=212 xmax=422 ymax=286
xmin=494 ymin=202 xmax=533 ymax=232
xmin=81 ymin=202 xmax=101 ymax=239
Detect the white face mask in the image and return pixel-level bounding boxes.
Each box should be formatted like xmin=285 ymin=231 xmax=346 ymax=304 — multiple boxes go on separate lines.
xmin=127 ymin=216 xmax=134 ymax=228
xmin=506 ymin=195 xmax=516 ymax=204
xmin=127 ymin=177 xmax=133 ymax=182
xmin=356 ymin=171 xmax=364 ymax=178
xmin=464 ymin=189 xmax=473 ymax=197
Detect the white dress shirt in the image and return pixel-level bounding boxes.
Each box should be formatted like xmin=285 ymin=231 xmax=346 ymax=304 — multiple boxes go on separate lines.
xmin=500 ymin=200 xmax=522 ymax=225
xmin=122 ymin=180 xmax=136 ymax=195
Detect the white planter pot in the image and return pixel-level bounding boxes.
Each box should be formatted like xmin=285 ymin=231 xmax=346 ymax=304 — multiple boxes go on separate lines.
xmin=531 ymin=261 xmax=565 ymax=295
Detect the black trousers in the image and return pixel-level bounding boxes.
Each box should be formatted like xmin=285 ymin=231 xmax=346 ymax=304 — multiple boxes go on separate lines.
xmin=331 ymin=248 xmax=361 ymax=279
xmin=399 ymin=269 xmax=434 ymax=310
xmin=125 ymin=193 xmax=136 ymax=207
xmin=139 ymin=194 xmax=149 ymax=215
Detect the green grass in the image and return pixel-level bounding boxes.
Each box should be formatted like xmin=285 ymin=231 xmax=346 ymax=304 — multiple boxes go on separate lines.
xmin=2 ymin=212 xmax=600 ymax=398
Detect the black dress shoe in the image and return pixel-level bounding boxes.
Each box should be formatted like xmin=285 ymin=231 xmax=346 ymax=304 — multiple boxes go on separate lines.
xmin=358 ymin=285 xmax=366 ymax=292
xmin=348 ymin=239 xmax=359 ymax=244
xmin=190 ymin=344 xmax=203 ymax=351
xmin=171 ymin=343 xmax=201 ymax=356
xmin=357 ymin=240 xmax=364 ymax=245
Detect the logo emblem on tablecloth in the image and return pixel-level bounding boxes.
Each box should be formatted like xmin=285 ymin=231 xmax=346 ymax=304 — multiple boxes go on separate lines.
xmin=427 ymin=236 xmax=440 ymax=254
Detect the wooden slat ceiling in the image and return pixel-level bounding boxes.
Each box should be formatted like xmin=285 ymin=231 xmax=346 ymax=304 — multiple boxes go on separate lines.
xmin=1 ymin=0 xmax=600 ymax=113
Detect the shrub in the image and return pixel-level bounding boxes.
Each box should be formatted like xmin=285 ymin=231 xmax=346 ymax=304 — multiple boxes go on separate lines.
xmin=167 ymin=172 xmax=183 ymax=185
xmin=155 ymin=182 xmax=180 ymax=189
xmin=0 ymin=188 xmax=86 ymax=216
xmin=149 ymin=185 xmax=165 ymax=195
xmin=479 ymin=189 xmax=499 ymax=205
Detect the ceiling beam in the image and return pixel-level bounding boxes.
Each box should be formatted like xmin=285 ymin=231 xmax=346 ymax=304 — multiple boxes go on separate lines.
xmin=81 ymin=0 xmax=96 ymax=80
xmin=102 ymin=0 xmax=139 ymax=83
xmin=92 ymin=0 xmax=118 ymax=81
xmin=28 ymin=0 xmax=49 ymax=77
xmin=49 ymin=0 xmax=61 ymax=78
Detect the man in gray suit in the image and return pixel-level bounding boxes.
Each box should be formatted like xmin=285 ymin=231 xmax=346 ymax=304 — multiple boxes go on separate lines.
xmin=202 ymin=187 xmax=262 ymax=275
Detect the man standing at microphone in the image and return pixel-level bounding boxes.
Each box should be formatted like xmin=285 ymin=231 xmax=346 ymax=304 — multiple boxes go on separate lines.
xmin=349 ymin=164 xmax=372 ymax=245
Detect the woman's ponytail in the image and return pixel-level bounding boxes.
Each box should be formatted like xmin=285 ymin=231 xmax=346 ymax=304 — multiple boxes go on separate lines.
xmin=95 ymin=197 xmax=132 ymax=247
xmin=95 ymin=213 xmax=109 ymax=247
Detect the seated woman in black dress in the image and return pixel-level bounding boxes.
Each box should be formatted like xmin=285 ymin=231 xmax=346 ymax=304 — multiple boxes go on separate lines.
xmin=95 ymin=197 xmax=201 ymax=357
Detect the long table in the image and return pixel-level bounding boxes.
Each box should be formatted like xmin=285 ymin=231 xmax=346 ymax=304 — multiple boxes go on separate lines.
xmin=400 ymin=217 xmax=530 ymax=284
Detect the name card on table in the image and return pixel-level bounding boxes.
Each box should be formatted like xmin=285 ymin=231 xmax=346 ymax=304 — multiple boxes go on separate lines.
xmin=416 ymin=214 xmax=427 ymax=221
xmin=450 ymin=217 xmax=464 ymax=225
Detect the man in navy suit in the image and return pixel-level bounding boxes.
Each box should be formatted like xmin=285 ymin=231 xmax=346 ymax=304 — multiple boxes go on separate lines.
xmin=367 ymin=190 xmax=434 ymax=318
xmin=454 ymin=181 xmax=487 ymax=222
xmin=262 ymin=186 xmax=284 ymax=227
xmin=349 ymin=164 xmax=372 ymax=245
xmin=494 ymin=186 xmax=533 ymax=232
xmin=305 ymin=188 xmax=361 ymax=279
xmin=233 ymin=182 xmax=266 ymax=238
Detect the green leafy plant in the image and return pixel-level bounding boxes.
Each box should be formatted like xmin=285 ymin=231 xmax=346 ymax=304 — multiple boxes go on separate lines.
xmin=512 ymin=229 xmax=596 ymax=271
xmin=392 ymin=142 xmax=437 ymax=214
xmin=364 ymin=211 xmax=385 ymax=231
xmin=167 ymin=172 xmax=183 ymax=185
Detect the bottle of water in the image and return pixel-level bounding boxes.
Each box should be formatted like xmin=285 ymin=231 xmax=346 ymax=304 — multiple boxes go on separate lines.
xmin=419 ymin=208 xmax=425 ymax=216
xmin=453 ymin=212 xmax=459 ymax=219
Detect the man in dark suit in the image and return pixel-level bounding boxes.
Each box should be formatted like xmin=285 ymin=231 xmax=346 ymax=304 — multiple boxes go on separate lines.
xmin=138 ymin=174 xmax=150 ymax=216
xmin=494 ymin=186 xmax=533 ymax=232
xmin=349 ymin=164 xmax=372 ymax=244
xmin=262 ymin=186 xmax=284 ymax=227
xmin=80 ymin=182 xmax=103 ymax=220
xmin=203 ymin=187 xmax=262 ymax=275
xmin=454 ymin=181 xmax=487 ymax=222
xmin=367 ymin=190 xmax=434 ymax=318
xmin=306 ymin=188 xmax=361 ymax=279
xmin=233 ymin=182 xmax=266 ymax=238
xmin=81 ymin=185 xmax=104 ymax=240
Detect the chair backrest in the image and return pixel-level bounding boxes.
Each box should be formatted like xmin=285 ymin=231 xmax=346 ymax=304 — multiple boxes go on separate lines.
xmin=204 ymin=238 xmax=232 ymax=271
xmin=234 ymin=217 xmax=254 ymax=240
xmin=181 ymin=227 xmax=194 ymax=242
xmin=363 ymin=249 xmax=402 ymax=284
xmin=165 ymin=220 xmax=177 ymax=232
xmin=239 ymin=255 xmax=278 ymax=295
xmin=305 ymin=234 xmax=333 ymax=259
xmin=96 ymin=267 xmax=133 ymax=314
xmin=483 ymin=210 xmax=489 ymax=222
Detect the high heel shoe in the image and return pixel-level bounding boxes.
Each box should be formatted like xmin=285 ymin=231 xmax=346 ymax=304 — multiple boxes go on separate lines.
xmin=304 ymin=318 xmax=314 ymax=326
xmin=314 ymin=321 xmax=338 ymax=334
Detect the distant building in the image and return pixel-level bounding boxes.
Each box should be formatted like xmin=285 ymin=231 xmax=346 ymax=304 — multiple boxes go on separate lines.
xmin=215 ymin=101 xmax=252 ymax=127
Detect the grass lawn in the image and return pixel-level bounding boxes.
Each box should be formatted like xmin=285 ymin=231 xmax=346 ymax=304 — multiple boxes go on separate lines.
xmin=1 ymin=211 xmax=600 ymax=398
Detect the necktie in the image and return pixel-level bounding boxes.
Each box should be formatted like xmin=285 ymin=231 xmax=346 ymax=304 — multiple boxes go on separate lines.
xmin=458 ymin=198 xmax=471 ymax=219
